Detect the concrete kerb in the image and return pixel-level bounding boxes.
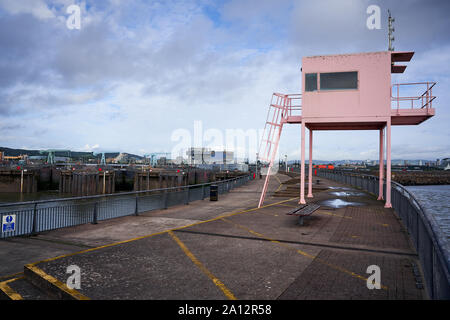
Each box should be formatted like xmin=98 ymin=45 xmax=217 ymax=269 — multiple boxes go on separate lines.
xmin=23 ymin=264 xmax=90 ymax=300
xmin=0 ymin=277 xmax=24 ymax=300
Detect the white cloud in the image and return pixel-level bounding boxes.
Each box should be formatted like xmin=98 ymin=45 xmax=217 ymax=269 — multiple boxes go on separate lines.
xmin=0 ymin=0 xmax=55 ymax=20
xmin=0 ymin=0 xmax=449 ymax=161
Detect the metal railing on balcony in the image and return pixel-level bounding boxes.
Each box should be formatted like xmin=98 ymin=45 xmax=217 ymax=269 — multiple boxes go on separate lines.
xmin=317 ymin=169 xmax=450 ymax=300
xmin=259 ymin=93 xmax=302 ymax=163
xmin=0 ymin=174 xmax=253 ymax=239
xmin=282 ymin=93 xmax=302 ymax=118
xmin=391 ymin=82 xmax=436 ymax=111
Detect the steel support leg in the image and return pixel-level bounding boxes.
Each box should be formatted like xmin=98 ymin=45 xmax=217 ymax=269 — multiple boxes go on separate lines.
xmin=307 ymin=128 xmax=313 ymax=198
xmin=378 ymin=127 xmax=384 ymax=200
xmin=385 ymin=119 xmax=392 ymax=208
xmin=300 ymin=120 xmax=306 ymax=204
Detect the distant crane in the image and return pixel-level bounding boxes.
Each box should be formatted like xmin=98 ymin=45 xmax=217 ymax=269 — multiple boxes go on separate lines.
xmin=146 ymin=152 xmax=171 ymax=166
xmin=39 ymin=149 xmax=71 ymax=165
xmin=93 ymin=151 xmax=119 ymax=165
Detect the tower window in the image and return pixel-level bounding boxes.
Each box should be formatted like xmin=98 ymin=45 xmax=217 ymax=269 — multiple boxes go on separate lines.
xmin=320 ymin=71 xmax=358 ymax=90
xmin=305 ymin=73 xmax=318 ymax=92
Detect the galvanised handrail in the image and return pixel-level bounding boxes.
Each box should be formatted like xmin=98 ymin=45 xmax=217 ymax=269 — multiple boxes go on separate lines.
xmin=0 ymin=174 xmax=253 ymax=239
xmin=317 ymin=169 xmax=450 ymax=299
xmin=0 ymin=175 xmax=249 ymax=208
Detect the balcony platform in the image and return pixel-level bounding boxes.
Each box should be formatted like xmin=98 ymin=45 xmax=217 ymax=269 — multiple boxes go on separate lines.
xmin=391 ymin=108 xmax=435 ymax=125
xmin=284 ymin=108 xmax=435 ymax=129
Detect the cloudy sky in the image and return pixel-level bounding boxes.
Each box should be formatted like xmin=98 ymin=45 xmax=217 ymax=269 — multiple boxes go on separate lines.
xmin=0 ymin=0 xmax=449 ymax=161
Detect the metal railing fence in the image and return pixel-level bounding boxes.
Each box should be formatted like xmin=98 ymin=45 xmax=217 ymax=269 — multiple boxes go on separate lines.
xmin=391 ymin=82 xmax=436 ymax=111
xmin=0 ymin=175 xmax=252 ymax=239
xmin=317 ymin=169 xmax=450 ymax=300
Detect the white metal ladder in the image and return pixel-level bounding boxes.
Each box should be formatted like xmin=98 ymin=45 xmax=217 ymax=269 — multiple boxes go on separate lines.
xmin=258 ymin=93 xmax=291 ymax=208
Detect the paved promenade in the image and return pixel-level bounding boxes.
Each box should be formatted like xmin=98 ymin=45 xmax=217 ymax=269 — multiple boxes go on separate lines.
xmin=0 ymin=173 xmax=426 ymax=300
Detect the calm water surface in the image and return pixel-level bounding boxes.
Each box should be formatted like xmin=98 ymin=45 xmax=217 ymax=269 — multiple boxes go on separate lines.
xmin=405 ymin=185 xmax=450 ymax=239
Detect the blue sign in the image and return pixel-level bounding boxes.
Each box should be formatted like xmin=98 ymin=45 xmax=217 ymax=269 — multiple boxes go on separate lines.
xmin=2 ymin=215 xmax=16 ymax=233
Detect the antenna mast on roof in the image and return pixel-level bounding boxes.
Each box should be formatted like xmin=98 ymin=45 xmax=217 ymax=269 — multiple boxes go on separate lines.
xmin=388 ymin=10 xmax=395 ymax=51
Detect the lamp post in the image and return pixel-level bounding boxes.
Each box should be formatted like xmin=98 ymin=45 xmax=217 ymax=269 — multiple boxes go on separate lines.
xmin=285 ymin=154 xmax=288 ymax=173
xmin=256 ymin=152 xmax=259 ymax=178
xmin=103 ymin=171 xmax=107 ymax=194
xmin=20 ymin=169 xmax=24 ymax=193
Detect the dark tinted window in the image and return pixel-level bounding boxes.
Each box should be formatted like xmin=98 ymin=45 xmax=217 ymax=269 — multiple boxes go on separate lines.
xmin=320 ymin=71 xmax=358 ymax=90
xmin=305 ymin=73 xmax=317 ymax=92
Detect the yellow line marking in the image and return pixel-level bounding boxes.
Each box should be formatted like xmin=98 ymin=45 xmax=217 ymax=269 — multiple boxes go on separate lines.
xmin=168 ymin=231 xmax=236 ymax=300
xmin=273 ymin=175 xmax=282 ymax=185
xmin=272 ymin=174 xmax=284 ymax=193
xmin=27 ymin=197 xmax=300 ymax=267
xmin=0 ymin=277 xmax=24 ymax=300
xmin=0 ymin=271 xmax=24 ymax=281
xmin=274 ymin=183 xmax=284 ymax=193
xmin=25 ymin=264 xmax=90 ymax=300
xmin=220 ymin=218 xmax=387 ymax=290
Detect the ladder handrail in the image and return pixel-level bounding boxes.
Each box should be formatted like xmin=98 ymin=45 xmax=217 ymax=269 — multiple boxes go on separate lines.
xmin=257 ymin=93 xmax=301 ymax=207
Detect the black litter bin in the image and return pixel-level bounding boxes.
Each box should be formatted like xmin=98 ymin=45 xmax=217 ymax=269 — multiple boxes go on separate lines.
xmin=210 ymin=185 xmax=218 ymax=201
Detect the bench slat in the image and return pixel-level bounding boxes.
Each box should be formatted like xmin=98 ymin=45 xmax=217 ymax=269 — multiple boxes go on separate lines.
xmin=286 ymin=203 xmax=320 ymax=217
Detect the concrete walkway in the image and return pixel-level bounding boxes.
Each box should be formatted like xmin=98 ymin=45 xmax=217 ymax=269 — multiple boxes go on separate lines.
xmin=0 ymin=173 xmax=426 ymax=300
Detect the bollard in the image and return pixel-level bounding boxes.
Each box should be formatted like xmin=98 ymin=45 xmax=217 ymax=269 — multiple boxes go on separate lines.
xmin=210 ymin=185 xmax=218 ymax=201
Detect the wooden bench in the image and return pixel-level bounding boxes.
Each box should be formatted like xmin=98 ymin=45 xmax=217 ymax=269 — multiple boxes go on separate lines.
xmin=286 ymin=203 xmax=321 ymax=225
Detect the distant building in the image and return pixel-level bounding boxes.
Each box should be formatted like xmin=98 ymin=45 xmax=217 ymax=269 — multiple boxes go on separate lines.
xmin=209 ymin=150 xmax=234 ymax=164
xmin=186 ymin=148 xmax=211 ymax=165
xmin=186 ymin=148 xmax=234 ymax=165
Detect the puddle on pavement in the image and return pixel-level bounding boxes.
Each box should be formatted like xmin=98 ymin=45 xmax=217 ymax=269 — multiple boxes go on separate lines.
xmin=319 ymin=198 xmax=365 ymax=209
xmin=329 ymin=191 xmax=366 ymax=197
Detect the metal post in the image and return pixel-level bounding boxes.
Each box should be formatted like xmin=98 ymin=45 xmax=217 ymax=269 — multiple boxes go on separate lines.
xmin=397 ymin=84 xmax=399 ymax=110
xmin=135 ymin=195 xmax=139 ymax=215
xmin=307 ymin=129 xmax=313 ymax=198
xmin=103 ymin=171 xmax=106 ymax=194
xmin=31 ymin=203 xmax=37 ymax=236
xmin=285 ymin=154 xmax=288 ymax=173
xmin=385 ymin=118 xmax=392 ymax=208
xmin=20 ymin=169 xmax=24 ymax=193
xmin=300 ymin=120 xmax=306 ymax=204
xmin=378 ymin=127 xmax=384 ymax=200
xmin=256 ymin=152 xmax=259 ymax=178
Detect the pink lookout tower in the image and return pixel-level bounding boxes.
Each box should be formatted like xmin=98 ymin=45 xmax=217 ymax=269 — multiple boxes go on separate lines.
xmin=258 ymin=51 xmax=436 ymax=208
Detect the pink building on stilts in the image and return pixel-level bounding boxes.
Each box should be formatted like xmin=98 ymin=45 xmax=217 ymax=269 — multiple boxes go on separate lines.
xmin=258 ymin=51 xmax=436 ymax=208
